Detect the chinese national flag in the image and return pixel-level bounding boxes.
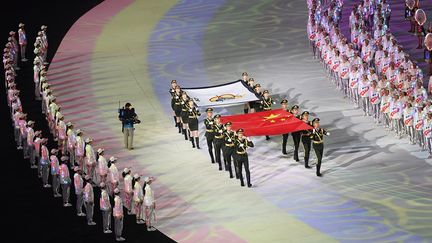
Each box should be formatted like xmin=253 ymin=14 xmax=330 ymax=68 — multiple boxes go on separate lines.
xmin=220 ymin=109 xmax=313 ymax=136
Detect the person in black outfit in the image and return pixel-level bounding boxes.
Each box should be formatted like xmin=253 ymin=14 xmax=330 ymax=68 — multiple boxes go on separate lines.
xmin=169 ymin=80 xmax=178 ymax=127
xmin=187 ymin=99 xmax=200 ymax=149
xmin=300 ymin=111 xmax=312 ymax=168
xmin=290 ymin=105 xmax=301 ymax=161
xmin=180 ymin=92 xmax=190 ymax=140
xmin=247 ymin=78 xmax=256 ymax=113
xmin=253 ymin=84 xmax=262 ymax=112
xmin=310 ymin=118 xmax=330 ymax=177
xmin=222 ymin=121 xmax=236 ymax=178
xmin=240 ymin=72 xmax=250 ymax=114
xmin=204 ymin=108 xmax=216 ymax=163
xmin=281 ymin=99 xmax=290 ymax=154
xmin=260 ymin=90 xmax=275 ymax=140
xmin=213 ymin=114 xmax=225 ymax=171
xmin=171 ymin=86 xmax=182 ymax=133
xmin=234 ymin=128 xmax=254 ymax=187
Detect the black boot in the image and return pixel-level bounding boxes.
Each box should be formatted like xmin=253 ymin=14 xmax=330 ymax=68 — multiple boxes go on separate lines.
xmin=183 ymin=129 xmax=188 ymax=140
xmin=243 ymin=109 xmax=248 ymax=114
xmin=195 ymin=137 xmax=200 ymax=149
xmin=174 ymin=116 xmax=177 ymax=127
xmin=188 ymin=130 xmax=192 ymax=141
xmin=266 ymin=135 xmax=270 ymax=140
xmin=191 ymin=138 xmax=195 ymax=148
xmin=209 ymin=150 xmax=215 ymax=163
xmin=177 ymin=123 xmax=182 ymax=133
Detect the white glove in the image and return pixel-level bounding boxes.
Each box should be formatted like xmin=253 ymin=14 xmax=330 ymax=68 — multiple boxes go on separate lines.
xmin=240 ymin=144 xmax=244 ymax=147
xmin=327 ymin=132 xmax=330 ymax=135
xmin=189 ymin=109 xmax=192 ymax=112
xmin=228 ymin=138 xmax=231 ymax=142
xmin=209 ymin=122 xmax=213 ymax=125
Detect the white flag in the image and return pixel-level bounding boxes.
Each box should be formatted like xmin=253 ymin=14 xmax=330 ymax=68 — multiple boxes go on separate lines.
xmin=182 ymin=81 xmax=259 ymax=107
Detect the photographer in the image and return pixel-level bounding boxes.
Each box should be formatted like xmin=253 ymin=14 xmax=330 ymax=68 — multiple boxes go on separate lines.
xmin=120 ymin=103 xmax=139 ymax=150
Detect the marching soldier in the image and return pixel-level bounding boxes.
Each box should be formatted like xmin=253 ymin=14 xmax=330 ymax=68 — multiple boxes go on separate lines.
xmin=222 ymin=122 xmax=236 ymax=178
xmin=113 ymin=188 xmax=126 ymax=241
xmin=180 ymin=92 xmax=190 ymax=141
xmin=281 ymin=99 xmax=290 ymax=154
xmin=301 ymin=111 xmax=313 ymax=168
xmin=311 ymin=118 xmax=330 ymax=177
xmin=187 ymin=99 xmax=201 ymax=149
xmin=169 ymin=80 xmax=178 ymax=127
xmin=253 ymin=84 xmax=263 ymax=112
xmin=261 ymin=90 xmax=276 ymax=140
xmin=171 ymin=86 xmax=182 ymax=133
xmin=234 ymin=129 xmax=254 ymax=187
xmin=213 ymin=114 xmax=225 ymax=171
xmin=73 ymin=166 xmax=86 ymax=216
xmin=204 ymin=108 xmax=216 ymax=163
xmin=241 ymin=72 xmax=250 ymax=113
xmin=247 ymin=78 xmax=256 ymax=113
xmin=290 ymin=105 xmax=301 ymax=162
xmin=100 ymin=182 xmax=112 ymax=234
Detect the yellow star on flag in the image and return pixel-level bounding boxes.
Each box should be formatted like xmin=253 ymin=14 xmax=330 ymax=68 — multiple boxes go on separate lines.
xmin=263 ymin=113 xmax=280 ymax=121
xmin=281 ymin=118 xmax=286 ymax=121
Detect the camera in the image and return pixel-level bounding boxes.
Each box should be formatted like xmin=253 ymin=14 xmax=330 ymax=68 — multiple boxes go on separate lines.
xmin=133 ymin=117 xmax=141 ymax=124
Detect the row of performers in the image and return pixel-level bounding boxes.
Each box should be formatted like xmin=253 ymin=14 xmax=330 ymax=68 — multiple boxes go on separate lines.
xmin=169 ymin=79 xmax=329 ymax=180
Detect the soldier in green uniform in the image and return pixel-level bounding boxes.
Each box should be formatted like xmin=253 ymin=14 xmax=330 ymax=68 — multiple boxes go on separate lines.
xmin=301 ymin=111 xmax=312 ymax=168
xmin=222 ymin=122 xmax=236 ymax=178
xmin=247 ymin=78 xmax=255 ymax=113
xmin=171 ymin=86 xmax=182 ymax=134
xmin=240 ymin=72 xmax=250 ymax=114
xmin=187 ymin=99 xmax=201 ymax=149
xmin=290 ymin=105 xmax=301 ymax=161
xmin=180 ymin=91 xmax=190 ymax=140
xmin=234 ymin=129 xmax=254 ymax=187
xmin=310 ymin=118 xmax=330 ymax=177
xmin=253 ymin=84 xmax=262 ymax=112
xmin=281 ymin=99 xmax=290 ymax=154
xmin=203 ymin=108 xmax=216 ymax=163
xmin=260 ymin=90 xmax=275 ymax=140
xmin=169 ymin=80 xmax=178 ymax=127
xmin=213 ymin=114 xmax=225 ymax=171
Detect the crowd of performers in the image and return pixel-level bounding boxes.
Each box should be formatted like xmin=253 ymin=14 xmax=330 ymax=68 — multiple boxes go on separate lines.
xmin=307 ymin=0 xmax=432 ymax=158
xmin=4 ymin=24 xmax=158 ymax=240
xmin=170 ymin=76 xmax=330 ymax=180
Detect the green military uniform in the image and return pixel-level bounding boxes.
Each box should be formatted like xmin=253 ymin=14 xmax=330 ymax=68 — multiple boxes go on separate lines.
xmin=261 ymin=90 xmax=274 ymax=140
xmin=281 ymin=99 xmax=290 ymax=154
xmin=188 ymin=106 xmax=201 ymax=148
xmin=300 ymin=112 xmax=313 ymax=168
xmin=310 ymin=118 xmax=329 ymax=176
xmin=180 ymin=96 xmax=190 ymax=140
xmin=171 ymin=92 xmax=182 ymax=133
xmin=222 ymin=122 xmax=236 ymax=178
xmin=234 ymin=129 xmax=254 ymax=187
xmin=204 ymin=108 xmax=216 ymax=163
xmin=169 ymin=80 xmax=177 ymax=127
xmin=213 ymin=115 xmax=225 ymax=171
xmin=290 ymin=105 xmax=301 ymax=161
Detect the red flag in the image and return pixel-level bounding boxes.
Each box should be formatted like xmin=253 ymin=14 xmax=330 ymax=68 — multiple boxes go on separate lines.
xmin=220 ymin=109 xmax=313 ymax=136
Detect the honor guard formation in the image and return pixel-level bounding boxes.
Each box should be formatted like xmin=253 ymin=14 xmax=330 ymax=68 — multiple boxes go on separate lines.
xmin=170 ymin=75 xmax=330 ymax=181
xmin=308 ymin=0 xmax=432 ymax=158
xmin=3 ymin=24 xmax=159 ymax=241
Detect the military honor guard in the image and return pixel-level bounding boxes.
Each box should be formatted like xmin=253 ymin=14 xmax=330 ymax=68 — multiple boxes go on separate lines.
xmin=169 ymin=80 xmax=179 ymax=127
xmin=301 ymin=111 xmax=313 ymax=168
xmin=171 ymin=85 xmax=183 ymax=133
xmin=187 ymin=99 xmax=201 ymax=149
xmin=222 ymin=122 xmax=237 ymax=178
xmin=204 ymin=108 xmax=216 ymax=163
xmin=213 ymin=114 xmax=225 ymax=171
xmin=180 ymin=92 xmax=191 ymax=141
xmin=280 ymin=99 xmax=290 ymax=154
xmin=290 ymin=105 xmax=301 ymax=161
xmin=311 ymin=118 xmax=330 ymax=177
xmin=261 ymin=90 xmax=275 ymax=140
xmin=234 ymin=129 xmax=254 ymax=187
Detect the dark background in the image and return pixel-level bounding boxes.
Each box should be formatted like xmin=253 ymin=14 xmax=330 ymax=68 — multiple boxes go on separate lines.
xmin=0 ymin=0 xmax=174 ymax=242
